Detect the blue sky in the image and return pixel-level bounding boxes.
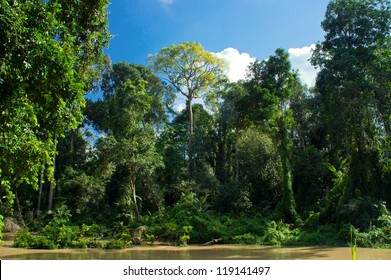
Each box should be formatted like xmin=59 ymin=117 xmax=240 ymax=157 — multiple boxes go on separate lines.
xmin=105 ymin=0 xmax=329 ymax=106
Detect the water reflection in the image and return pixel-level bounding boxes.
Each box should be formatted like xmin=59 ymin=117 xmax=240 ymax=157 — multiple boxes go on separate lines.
xmin=1 ymin=245 xmax=391 ymax=260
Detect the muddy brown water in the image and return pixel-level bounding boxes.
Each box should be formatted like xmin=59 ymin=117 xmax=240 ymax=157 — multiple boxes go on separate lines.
xmin=1 ymin=241 xmax=391 ymax=260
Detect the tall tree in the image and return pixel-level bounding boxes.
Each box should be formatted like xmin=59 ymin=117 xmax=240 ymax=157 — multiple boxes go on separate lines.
xmin=0 ymin=0 xmax=110 ymax=214
xmin=148 ymin=42 xmax=224 ymax=176
xmin=311 ymin=0 xmax=391 ymax=219
xmin=245 ymin=49 xmax=300 ymax=223
xmin=86 ymin=63 xmax=165 ymax=223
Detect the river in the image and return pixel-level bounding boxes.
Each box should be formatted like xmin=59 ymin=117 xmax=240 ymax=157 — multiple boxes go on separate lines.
xmin=1 ymin=243 xmax=391 ymax=260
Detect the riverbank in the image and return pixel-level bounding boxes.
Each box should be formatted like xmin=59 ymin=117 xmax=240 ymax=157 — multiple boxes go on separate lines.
xmin=2 ymin=245 xmax=391 ymax=260
xmin=2 ymin=234 xmax=391 ymax=260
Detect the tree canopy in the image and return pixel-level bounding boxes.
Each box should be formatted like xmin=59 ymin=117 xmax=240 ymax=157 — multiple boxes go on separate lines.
xmin=0 ymin=0 xmax=110 ymax=215
xmin=148 ymin=42 xmax=225 ymax=176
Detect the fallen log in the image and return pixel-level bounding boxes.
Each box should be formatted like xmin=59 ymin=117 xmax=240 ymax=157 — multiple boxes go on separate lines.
xmin=200 ymin=238 xmax=223 ymax=246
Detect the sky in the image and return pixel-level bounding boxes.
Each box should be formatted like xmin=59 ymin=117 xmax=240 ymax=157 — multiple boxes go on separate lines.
xmin=105 ymin=0 xmax=329 ymax=110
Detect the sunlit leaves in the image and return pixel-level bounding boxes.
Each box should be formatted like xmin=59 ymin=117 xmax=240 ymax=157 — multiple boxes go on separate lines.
xmin=148 ymin=41 xmax=225 ymax=101
xmin=0 ymin=0 xmax=110 ymax=212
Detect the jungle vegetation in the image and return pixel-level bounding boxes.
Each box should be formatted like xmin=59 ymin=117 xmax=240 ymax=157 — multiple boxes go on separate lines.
xmin=1 ymin=0 xmax=391 ymax=249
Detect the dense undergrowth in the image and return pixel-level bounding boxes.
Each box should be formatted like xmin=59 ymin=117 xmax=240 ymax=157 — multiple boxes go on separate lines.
xmin=9 ymin=194 xmax=391 ymax=250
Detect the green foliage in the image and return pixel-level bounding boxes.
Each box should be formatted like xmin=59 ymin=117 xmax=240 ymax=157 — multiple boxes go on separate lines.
xmin=296 ymin=224 xmax=343 ymax=246
xmin=303 ymin=212 xmax=320 ymax=229
xmin=13 ymin=221 xmax=118 ymax=249
xmin=353 ymin=202 xmax=391 ymax=248
xmin=81 ymin=223 xmax=106 ymax=237
xmin=293 ymin=146 xmax=329 ymax=214
xmin=179 ymin=226 xmax=193 ymax=246
xmin=13 ymin=229 xmax=33 ymax=248
xmin=312 ymin=0 xmax=391 ymax=211
xmin=13 ymin=206 xmax=112 ymax=249
xmin=48 ymin=205 xmax=72 ymax=227
xmin=261 ymin=221 xmax=299 ymax=246
xmin=244 ymin=49 xmax=300 ymax=223
xmin=86 ymin=62 xmax=165 ymax=222
xmin=356 ymin=226 xmax=391 ymax=249
xmin=104 ymin=239 xmax=132 ymax=249
xmin=236 ymin=128 xmax=282 ymax=210
xmin=58 ymin=167 xmax=105 ymax=216
xmin=148 ymin=42 xmax=225 ymax=101
xmin=14 ymin=228 xmax=57 ymax=249
xmin=42 ymin=224 xmax=81 ymax=248
xmin=2 ymin=0 xmax=391 ymax=252
xmin=322 ymin=159 xmax=349 ymax=222
xmin=149 ymin=42 xmax=225 ymax=176
xmin=0 ymin=0 xmax=110 ymax=212
xmin=231 ymin=233 xmax=259 ymax=245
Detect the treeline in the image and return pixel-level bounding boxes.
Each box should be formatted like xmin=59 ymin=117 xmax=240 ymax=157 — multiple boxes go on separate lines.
xmin=1 ymin=0 xmax=391 ymax=248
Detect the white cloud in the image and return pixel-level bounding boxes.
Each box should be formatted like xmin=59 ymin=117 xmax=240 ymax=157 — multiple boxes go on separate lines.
xmin=173 ymin=95 xmax=204 ymax=113
xmin=171 ymin=46 xmax=318 ymax=113
xmin=172 ymin=48 xmax=255 ymax=113
xmin=213 ymin=48 xmax=256 ymax=82
xmin=159 ymin=0 xmax=174 ymax=5
xmin=288 ymin=44 xmax=318 ymax=87
xmin=174 ymin=102 xmax=186 ymax=113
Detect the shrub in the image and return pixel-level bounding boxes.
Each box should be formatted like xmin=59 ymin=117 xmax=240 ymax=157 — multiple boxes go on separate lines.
xmin=231 ymin=233 xmax=259 ymax=244
xmin=356 ymin=226 xmax=391 ymax=248
xmin=81 ymin=223 xmax=106 ymax=237
xmin=29 ymin=235 xmax=57 ymax=249
xmin=70 ymin=238 xmax=89 ymax=249
xmin=260 ymin=220 xmax=299 ymax=246
xmin=14 ymin=228 xmax=33 ymax=248
xmin=179 ymin=226 xmax=192 ymax=246
xmin=261 ymin=221 xmax=284 ymax=245
xmin=104 ymin=239 xmax=132 ymax=249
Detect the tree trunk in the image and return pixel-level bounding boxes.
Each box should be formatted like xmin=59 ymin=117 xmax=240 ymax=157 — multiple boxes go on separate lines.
xmin=69 ymin=129 xmax=75 ymax=165
xmin=277 ymin=124 xmax=299 ymax=224
xmin=299 ymin=127 xmax=306 ymax=150
xmin=48 ymin=172 xmax=55 ymax=210
xmin=188 ymin=98 xmax=194 ymax=177
xmin=70 ymin=130 xmax=74 ymax=153
xmin=37 ymin=160 xmax=45 ymax=216
xmin=216 ymin=124 xmax=223 ymax=182
xmin=14 ymin=188 xmax=22 ymax=221
xmin=130 ymin=177 xmax=141 ymax=222
xmin=200 ymin=238 xmax=223 ymax=246
xmin=235 ymin=129 xmax=239 ymax=183
xmin=48 ymin=135 xmax=57 ymax=211
xmin=217 ymin=121 xmax=227 ymax=183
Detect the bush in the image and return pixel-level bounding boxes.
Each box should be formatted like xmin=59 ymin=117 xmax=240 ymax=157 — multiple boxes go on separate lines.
xmin=179 ymin=226 xmax=192 ymax=246
xmin=29 ymin=235 xmax=57 ymax=249
xmin=13 ymin=209 xmax=108 ymax=249
xmin=14 ymin=228 xmax=57 ymax=249
xmin=81 ymin=223 xmax=106 ymax=237
xmin=104 ymin=239 xmax=132 ymax=249
xmin=231 ymin=233 xmax=259 ymax=244
xmin=297 ymin=224 xmax=342 ymax=246
xmin=260 ymin=221 xmax=299 ymax=246
xmin=356 ymin=226 xmax=391 ymax=248
xmin=14 ymin=228 xmax=34 ymax=248
xmin=70 ymin=238 xmax=89 ymax=249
